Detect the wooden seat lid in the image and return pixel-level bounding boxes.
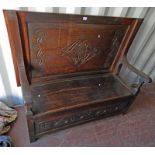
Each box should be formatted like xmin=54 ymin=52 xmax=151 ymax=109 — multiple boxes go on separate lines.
xmin=31 ymin=74 xmax=132 ymax=114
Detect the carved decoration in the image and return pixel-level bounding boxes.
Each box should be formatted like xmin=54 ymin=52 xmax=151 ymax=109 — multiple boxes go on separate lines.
xmin=37 ymin=103 xmax=124 ymax=132
xmin=60 ymin=40 xmax=102 ymax=67
xmin=104 ymin=29 xmax=126 ymax=67
xmin=32 ymin=29 xmax=47 ymax=66
xmin=31 ymin=28 xmax=126 ymax=68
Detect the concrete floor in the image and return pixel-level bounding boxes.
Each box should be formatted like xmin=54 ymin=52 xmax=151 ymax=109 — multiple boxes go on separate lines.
xmin=9 ymin=83 xmax=155 ymax=147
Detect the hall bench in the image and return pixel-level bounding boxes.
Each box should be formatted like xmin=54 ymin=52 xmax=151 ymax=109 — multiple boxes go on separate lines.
xmin=4 ymin=10 xmax=152 ymax=142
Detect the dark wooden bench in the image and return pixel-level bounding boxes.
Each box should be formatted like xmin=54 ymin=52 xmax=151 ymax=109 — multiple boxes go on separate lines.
xmin=4 ymin=10 xmax=152 ymax=142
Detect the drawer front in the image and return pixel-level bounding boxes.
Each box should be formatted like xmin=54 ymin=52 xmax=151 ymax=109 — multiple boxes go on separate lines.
xmin=34 ymin=101 xmax=128 ymax=137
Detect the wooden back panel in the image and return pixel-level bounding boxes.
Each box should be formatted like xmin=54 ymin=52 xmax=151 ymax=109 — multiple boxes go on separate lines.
xmin=4 ymin=10 xmax=143 ymax=85
xmin=28 ymin=23 xmax=127 ymax=78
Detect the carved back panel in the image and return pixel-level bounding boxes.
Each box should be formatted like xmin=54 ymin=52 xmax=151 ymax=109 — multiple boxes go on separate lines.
xmin=4 ymin=10 xmax=143 ymax=85
xmin=28 ymin=23 xmax=127 ymax=79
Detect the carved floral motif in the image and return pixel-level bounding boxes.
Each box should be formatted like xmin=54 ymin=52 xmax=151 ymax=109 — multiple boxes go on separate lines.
xmin=37 ymin=103 xmax=123 ymax=132
xmin=32 ymin=29 xmax=47 ymax=66
xmin=104 ymin=29 xmax=126 ymax=67
xmin=60 ymin=40 xmax=102 ymax=67
xmin=31 ymin=28 xmax=125 ymax=68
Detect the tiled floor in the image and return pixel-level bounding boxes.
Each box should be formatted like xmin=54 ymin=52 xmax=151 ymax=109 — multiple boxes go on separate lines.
xmin=9 ymin=84 xmax=155 ymax=147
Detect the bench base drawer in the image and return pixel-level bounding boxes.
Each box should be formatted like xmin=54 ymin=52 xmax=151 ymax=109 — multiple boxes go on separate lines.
xmin=32 ymin=98 xmax=130 ymax=139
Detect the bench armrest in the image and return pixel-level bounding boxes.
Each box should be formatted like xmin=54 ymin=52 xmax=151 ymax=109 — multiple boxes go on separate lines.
xmin=122 ymin=57 xmax=152 ymax=83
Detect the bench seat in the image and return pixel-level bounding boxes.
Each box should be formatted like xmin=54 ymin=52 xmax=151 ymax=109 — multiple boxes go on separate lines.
xmin=31 ymin=73 xmax=132 ymax=114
